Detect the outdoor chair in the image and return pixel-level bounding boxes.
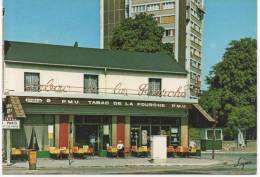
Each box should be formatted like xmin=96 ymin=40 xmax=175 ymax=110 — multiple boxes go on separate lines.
xmin=131 ymin=146 xmax=138 ymax=157
xmin=138 ymin=146 xmax=148 ymax=157
xmin=167 ymin=146 xmax=175 ymax=157
xmin=60 ymin=147 xmax=73 ymax=159
xmin=11 ymin=148 xmax=22 ymax=161
xmin=124 ymin=147 xmax=130 ymax=157
xmin=82 ymin=145 xmax=94 ymax=158
xmin=49 ymin=147 xmax=61 ymax=159
xmin=107 ymin=146 xmax=117 ymax=157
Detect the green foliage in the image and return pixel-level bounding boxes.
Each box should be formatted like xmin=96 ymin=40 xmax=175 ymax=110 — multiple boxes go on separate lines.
xmin=199 ymin=38 xmax=257 ymax=138
xmin=110 ymin=13 xmax=174 ymax=55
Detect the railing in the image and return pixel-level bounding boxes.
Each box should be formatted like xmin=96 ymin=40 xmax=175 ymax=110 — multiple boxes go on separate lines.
xmin=23 ymin=83 xmax=189 ymax=99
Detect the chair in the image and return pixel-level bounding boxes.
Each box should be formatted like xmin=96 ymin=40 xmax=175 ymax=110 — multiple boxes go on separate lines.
xmin=183 ymin=147 xmax=189 ymax=157
xmin=72 ymin=146 xmax=78 ymax=157
xmin=131 ymin=146 xmax=138 ymax=157
xmin=124 ymin=147 xmax=130 ymax=157
xmin=11 ymin=148 xmax=22 ymax=160
xmin=49 ymin=147 xmax=60 ymax=159
xmin=60 ymin=147 xmax=72 ymax=159
xmin=107 ymin=146 xmax=117 ymax=157
xmin=167 ymin=146 xmax=175 ymax=157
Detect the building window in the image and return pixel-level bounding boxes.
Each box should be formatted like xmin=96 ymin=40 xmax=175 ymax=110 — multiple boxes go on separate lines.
xmin=162 ymin=2 xmax=174 ymax=9
xmin=24 ymin=72 xmax=40 ymax=92
xmin=84 ymin=74 xmax=98 ymax=94
xmin=146 ymin=3 xmax=160 ymax=11
xmin=165 ymin=29 xmax=174 ymax=37
xmin=161 ymin=15 xmax=175 ymax=24
xmin=148 ymin=78 xmax=161 ymax=96
xmin=132 ymin=5 xmax=145 ymax=12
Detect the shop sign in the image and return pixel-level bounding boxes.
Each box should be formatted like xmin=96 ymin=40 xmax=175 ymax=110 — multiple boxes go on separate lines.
xmin=30 ymin=79 xmax=187 ymax=98
xmin=20 ymin=96 xmax=191 ymax=109
xmin=2 ymin=120 xmax=20 ymax=129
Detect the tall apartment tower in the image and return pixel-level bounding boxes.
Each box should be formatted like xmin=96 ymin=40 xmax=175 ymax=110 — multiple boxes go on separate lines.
xmin=100 ymin=0 xmax=204 ymax=98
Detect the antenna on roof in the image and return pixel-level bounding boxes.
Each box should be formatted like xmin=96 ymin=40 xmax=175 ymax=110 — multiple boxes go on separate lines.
xmin=74 ymin=41 xmax=78 ymax=47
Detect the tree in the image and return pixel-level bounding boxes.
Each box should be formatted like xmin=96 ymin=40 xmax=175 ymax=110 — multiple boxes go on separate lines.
xmin=110 ymin=13 xmax=173 ymax=55
xmin=199 ymin=38 xmax=257 ymax=138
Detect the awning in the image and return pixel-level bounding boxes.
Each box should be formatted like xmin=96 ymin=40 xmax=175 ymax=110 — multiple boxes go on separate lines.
xmin=192 ymin=104 xmax=216 ymax=123
xmin=10 ymin=96 xmax=26 ymax=118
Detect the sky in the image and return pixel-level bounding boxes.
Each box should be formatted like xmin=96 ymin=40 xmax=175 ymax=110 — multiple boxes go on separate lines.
xmin=4 ymin=0 xmax=257 ymax=90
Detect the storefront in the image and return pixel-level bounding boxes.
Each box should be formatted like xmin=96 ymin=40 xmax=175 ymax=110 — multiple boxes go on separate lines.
xmin=3 ymin=41 xmax=215 ymax=159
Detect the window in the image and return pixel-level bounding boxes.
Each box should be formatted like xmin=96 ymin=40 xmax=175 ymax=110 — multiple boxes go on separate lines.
xmin=132 ymin=5 xmax=145 ymax=12
xmin=165 ymin=29 xmax=174 ymax=37
xmin=84 ymin=74 xmax=98 ymax=94
xmin=162 ymin=2 xmax=174 ymax=9
xmin=24 ymin=72 xmax=40 ymax=92
xmin=161 ymin=15 xmax=175 ymax=24
xmin=148 ymin=78 xmax=161 ymax=96
xmin=146 ymin=3 xmax=160 ymax=11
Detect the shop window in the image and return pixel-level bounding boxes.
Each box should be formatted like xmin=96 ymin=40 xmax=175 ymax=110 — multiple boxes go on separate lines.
xmin=84 ymin=74 xmax=98 ymax=94
xmin=24 ymin=72 xmax=40 ymax=92
xmin=148 ymin=78 xmax=161 ymax=96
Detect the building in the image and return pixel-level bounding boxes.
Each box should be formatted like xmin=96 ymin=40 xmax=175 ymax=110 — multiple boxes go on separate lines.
xmin=3 ymin=41 xmax=214 ymax=158
xmin=100 ymin=0 xmax=205 ymax=98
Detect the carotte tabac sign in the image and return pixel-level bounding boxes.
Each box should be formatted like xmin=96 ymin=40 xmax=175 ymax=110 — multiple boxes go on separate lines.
xmin=19 ymin=96 xmax=191 ymax=109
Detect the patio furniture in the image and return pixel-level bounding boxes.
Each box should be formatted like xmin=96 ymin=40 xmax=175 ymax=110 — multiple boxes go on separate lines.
xmin=124 ymin=147 xmax=130 ymax=157
xmin=167 ymin=146 xmax=175 ymax=157
xmin=49 ymin=147 xmax=61 ymax=159
xmin=131 ymin=146 xmax=138 ymax=157
xmin=137 ymin=146 xmax=148 ymax=157
xmin=107 ymin=146 xmax=117 ymax=157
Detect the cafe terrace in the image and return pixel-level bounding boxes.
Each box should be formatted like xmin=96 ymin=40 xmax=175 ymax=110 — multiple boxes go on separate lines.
xmin=3 ymin=41 xmax=215 ymax=158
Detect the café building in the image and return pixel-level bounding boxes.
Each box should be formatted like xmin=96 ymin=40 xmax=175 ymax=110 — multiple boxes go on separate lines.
xmin=3 ymin=41 xmax=215 ymax=157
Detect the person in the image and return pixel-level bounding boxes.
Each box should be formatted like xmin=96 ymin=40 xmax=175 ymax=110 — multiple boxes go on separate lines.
xmin=89 ymin=134 xmax=96 ymax=156
xmin=117 ymin=140 xmax=124 ymax=158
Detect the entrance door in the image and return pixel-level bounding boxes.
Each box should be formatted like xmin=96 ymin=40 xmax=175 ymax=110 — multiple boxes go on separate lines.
xmin=59 ymin=116 xmax=69 ymax=148
xmin=75 ymin=125 xmax=99 ymax=152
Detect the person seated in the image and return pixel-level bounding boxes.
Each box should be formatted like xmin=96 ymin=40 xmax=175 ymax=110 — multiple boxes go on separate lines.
xmin=117 ymin=140 xmax=125 ymax=158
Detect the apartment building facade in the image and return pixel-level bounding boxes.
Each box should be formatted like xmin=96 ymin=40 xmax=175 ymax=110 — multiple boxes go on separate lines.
xmin=100 ymin=0 xmax=205 ymax=97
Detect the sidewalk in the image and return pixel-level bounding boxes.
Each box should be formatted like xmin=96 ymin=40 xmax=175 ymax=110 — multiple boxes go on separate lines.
xmin=3 ymin=157 xmax=224 ymax=169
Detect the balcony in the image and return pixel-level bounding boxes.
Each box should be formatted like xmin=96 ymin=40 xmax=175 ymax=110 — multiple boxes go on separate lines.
xmin=198 ymin=3 xmax=205 ymax=14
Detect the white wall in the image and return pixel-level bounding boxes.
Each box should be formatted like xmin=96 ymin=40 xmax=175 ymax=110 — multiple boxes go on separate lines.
xmin=5 ymin=63 xmax=188 ymax=97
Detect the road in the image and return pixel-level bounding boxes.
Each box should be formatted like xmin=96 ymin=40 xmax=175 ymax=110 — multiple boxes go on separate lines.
xmin=2 ymin=153 xmax=257 ymax=175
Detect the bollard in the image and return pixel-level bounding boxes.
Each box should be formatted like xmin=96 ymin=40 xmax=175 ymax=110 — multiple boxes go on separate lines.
xmin=28 ymin=150 xmax=37 ymax=170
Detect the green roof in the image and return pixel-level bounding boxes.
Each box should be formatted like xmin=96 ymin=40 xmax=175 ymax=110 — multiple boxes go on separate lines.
xmin=4 ymin=41 xmax=187 ymax=74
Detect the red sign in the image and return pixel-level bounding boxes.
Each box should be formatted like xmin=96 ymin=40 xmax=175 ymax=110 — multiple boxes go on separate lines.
xmin=27 ymin=79 xmax=186 ymax=98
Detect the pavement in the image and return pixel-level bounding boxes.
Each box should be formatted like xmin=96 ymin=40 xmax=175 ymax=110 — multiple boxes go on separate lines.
xmin=2 ymin=156 xmax=225 ymax=169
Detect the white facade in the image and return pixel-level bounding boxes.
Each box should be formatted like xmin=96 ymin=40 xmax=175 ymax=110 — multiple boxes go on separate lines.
xmin=5 ymin=63 xmax=189 ymax=100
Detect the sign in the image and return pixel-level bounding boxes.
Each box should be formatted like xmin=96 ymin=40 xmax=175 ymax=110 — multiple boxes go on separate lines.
xmin=20 ymin=96 xmax=191 ymax=110
xmin=48 ymin=125 xmax=54 ymax=140
xmin=3 ymin=120 xmax=20 ymax=129
xmin=28 ymin=79 xmax=187 ymax=98
xmin=103 ymin=125 xmax=109 ymax=135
